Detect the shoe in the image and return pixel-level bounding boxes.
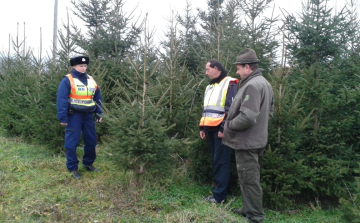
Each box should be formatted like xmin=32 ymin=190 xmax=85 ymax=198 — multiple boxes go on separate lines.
xmin=70 ymin=170 xmax=81 ymax=179
xmin=84 ymin=165 xmax=99 ymax=172
xmin=204 ymin=195 xmax=224 ymax=204
xmin=232 ymin=208 xmax=246 ymax=217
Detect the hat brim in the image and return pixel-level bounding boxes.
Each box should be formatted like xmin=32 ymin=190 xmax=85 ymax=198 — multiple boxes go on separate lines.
xmin=234 ymin=61 xmax=260 ymax=65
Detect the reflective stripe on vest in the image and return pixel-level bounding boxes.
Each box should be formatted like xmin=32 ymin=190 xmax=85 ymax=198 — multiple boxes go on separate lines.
xmin=199 ymin=76 xmax=235 ymax=127
xmin=69 ymin=98 xmax=95 ymax=105
xmin=66 ymin=74 xmax=97 ymax=108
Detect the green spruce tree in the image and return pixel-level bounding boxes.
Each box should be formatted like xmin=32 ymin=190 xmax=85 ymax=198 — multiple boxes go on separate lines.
xmin=279 ymin=0 xmax=356 ymax=205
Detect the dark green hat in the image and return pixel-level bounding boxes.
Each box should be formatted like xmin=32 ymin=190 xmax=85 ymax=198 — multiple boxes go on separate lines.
xmin=234 ymin=48 xmax=259 ymax=65
xmin=70 ymin=55 xmax=90 ymax=66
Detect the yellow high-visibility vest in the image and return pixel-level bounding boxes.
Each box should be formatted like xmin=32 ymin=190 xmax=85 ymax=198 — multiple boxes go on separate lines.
xmin=199 ymin=76 xmax=236 ymax=127
xmin=66 ymin=74 xmax=98 ymax=112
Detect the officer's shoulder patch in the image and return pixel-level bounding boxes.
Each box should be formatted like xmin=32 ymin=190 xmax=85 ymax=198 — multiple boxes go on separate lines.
xmin=244 ymin=95 xmax=250 ymax=101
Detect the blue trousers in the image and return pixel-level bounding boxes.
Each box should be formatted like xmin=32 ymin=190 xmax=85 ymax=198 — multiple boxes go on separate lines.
xmin=207 ymin=131 xmax=231 ymax=202
xmin=64 ymin=112 xmax=97 ymax=171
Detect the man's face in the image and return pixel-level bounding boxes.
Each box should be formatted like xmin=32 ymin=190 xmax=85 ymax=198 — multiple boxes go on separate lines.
xmin=236 ymin=64 xmax=250 ymax=80
xmin=73 ymin=64 xmax=88 ymax=74
xmin=205 ymin=62 xmax=220 ymax=80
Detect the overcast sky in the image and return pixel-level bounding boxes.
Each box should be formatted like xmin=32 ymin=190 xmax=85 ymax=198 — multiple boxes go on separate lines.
xmin=0 ymin=0 xmax=209 ymax=54
xmin=0 ymin=0 xmax=341 ymax=56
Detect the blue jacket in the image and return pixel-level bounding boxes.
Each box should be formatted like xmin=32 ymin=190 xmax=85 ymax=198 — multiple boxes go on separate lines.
xmin=56 ymin=69 xmax=103 ymax=124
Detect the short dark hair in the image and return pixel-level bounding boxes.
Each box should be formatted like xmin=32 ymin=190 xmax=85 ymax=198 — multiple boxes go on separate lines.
xmin=208 ymin=59 xmax=227 ymax=75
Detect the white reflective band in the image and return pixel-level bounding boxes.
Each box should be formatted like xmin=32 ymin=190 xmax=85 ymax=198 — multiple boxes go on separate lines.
xmin=204 ymin=106 xmax=225 ymax=112
xmin=202 ymin=112 xmax=224 ymax=118
xmin=69 ymin=98 xmax=94 ymax=104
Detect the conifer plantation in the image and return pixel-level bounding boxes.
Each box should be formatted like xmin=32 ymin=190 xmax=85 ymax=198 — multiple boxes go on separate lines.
xmin=1 ymin=0 xmax=360 ymax=222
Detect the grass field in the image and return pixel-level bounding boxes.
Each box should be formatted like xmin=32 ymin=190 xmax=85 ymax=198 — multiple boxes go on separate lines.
xmin=0 ymin=135 xmax=343 ymax=222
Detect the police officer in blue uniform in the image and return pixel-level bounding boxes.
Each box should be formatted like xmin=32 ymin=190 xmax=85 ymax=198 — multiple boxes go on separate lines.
xmin=56 ymin=55 xmax=103 ymax=179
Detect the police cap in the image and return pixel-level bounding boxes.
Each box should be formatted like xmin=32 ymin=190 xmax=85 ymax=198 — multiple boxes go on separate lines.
xmin=70 ymin=55 xmax=90 ymax=66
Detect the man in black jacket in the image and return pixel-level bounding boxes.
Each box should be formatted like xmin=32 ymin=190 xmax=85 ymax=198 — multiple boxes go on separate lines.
xmin=199 ymin=59 xmax=238 ymax=203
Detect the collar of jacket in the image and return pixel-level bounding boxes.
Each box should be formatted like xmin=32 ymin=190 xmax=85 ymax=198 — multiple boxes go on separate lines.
xmin=71 ymin=69 xmax=87 ymax=80
xmin=239 ymin=68 xmax=263 ymax=88
xmin=210 ymin=71 xmax=227 ymax=85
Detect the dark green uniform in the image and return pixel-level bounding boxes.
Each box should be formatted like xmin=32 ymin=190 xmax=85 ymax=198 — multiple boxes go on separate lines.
xmin=223 ymin=68 xmax=273 ymax=223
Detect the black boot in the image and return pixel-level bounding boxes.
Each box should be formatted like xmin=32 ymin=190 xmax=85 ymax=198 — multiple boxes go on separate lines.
xmin=84 ymin=165 xmax=99 ymax=172
xmin=70 ymin=170 xmax=81 ymax=179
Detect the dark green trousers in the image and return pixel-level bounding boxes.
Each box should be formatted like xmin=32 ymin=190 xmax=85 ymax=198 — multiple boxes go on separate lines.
xmin=235 ymin=148 xmax=265 ymax=223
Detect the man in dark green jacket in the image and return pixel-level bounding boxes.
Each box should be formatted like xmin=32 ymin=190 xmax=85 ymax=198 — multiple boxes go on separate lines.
xmin=223 ymin=48 xmax=274 ymax=223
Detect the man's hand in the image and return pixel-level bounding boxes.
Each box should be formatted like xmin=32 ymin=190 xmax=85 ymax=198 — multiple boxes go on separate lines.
xmin=218 ymin=131 xmax=223 ymax=138
xmin=200 ymin=131 xmax=206 ymax=139
xmin=96 ymin=117 xmax=102 ymax=123
xmin=60 ymin=123 xmax=68 ymax=126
